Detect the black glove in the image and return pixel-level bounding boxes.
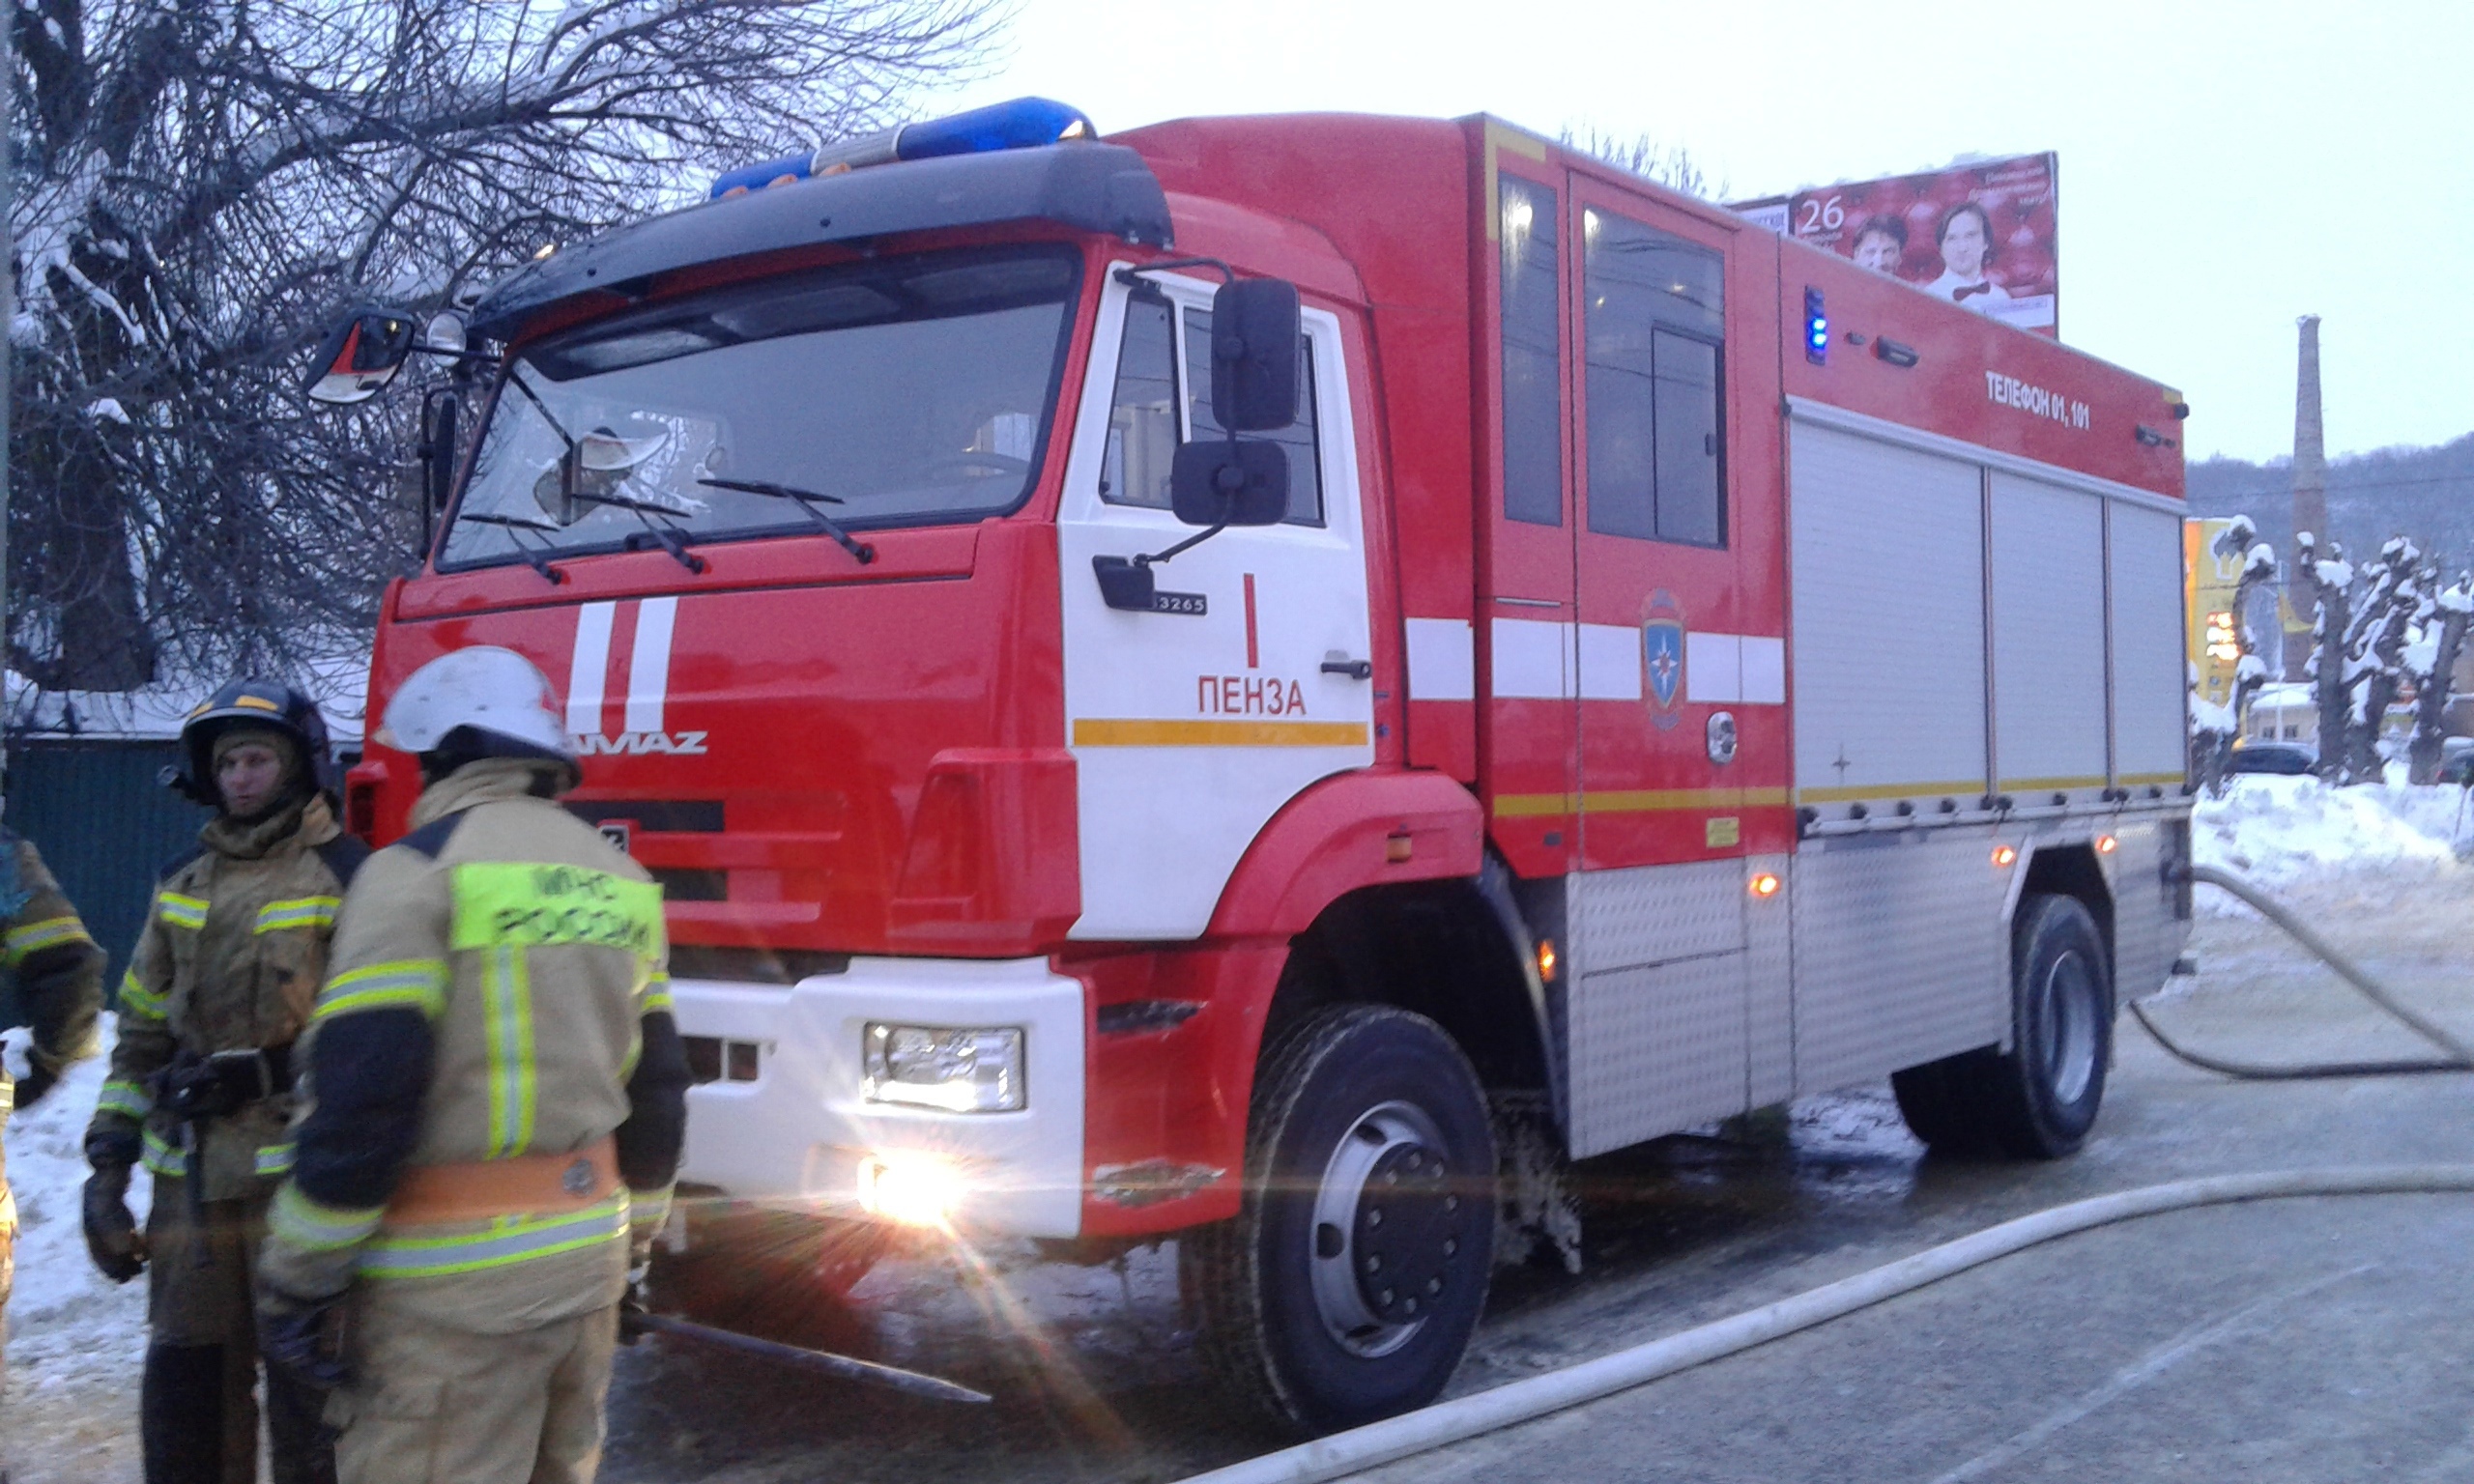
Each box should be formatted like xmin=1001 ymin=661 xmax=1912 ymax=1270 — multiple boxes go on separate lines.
xmin=260 ymin=1290 xmax=354 ymax=1391
xmin=12 ymin=1059 xmax=59 ymax=1110
xmin=618 ymin=1268 xmax=653 ymax=1346
xmin=81 ymin=1161 xmax=148 ymax=1284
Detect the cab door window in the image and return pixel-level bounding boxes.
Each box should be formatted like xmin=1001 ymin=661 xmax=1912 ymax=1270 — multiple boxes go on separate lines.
xmin=1100 ymin=291 xmax=1181 ymax=509
xmin=1500 ymin=175 xmax=1564 ymax=528
xmin=1582 ymin=208 xmax=1726 ymax=547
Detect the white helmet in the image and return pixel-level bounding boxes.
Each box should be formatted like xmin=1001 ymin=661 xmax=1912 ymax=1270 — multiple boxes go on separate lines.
xmin=377 ymin=646 xmax=576 ymax=766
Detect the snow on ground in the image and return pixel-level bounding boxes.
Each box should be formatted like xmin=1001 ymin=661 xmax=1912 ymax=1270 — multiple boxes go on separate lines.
xmin=4 ymin=1015 xmax=153 ymax=1391
xmin=2192 ymin=774 xmax=2469 ymax=907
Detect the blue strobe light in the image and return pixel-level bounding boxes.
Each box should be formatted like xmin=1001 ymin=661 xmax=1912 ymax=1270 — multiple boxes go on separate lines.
xmin=710 ymin=98 xmax=1095 ymax=199
xmin=1803 ymin=287 xmax=1828 ymax=365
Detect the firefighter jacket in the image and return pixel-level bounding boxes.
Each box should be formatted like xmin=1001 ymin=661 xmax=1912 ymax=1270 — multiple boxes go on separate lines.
xmin=86 ymin=794 xmax=366 ymax=1195
xmin=2 ymin=829 xmax=104 ymax=1116
xmin=259 ymin=758 xmax=691 ymax=1332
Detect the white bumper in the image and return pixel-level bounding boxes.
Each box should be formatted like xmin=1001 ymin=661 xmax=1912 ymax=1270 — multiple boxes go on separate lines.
xmin=671 ymin=956 xmax=1086 ymax=1239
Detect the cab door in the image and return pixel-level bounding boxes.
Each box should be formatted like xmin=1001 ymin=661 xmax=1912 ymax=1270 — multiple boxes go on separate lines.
xmin=1057 ymin=269 xmax=1376 ymax=939
xmin=1567 ymin=179 xmax=1768 ymax=872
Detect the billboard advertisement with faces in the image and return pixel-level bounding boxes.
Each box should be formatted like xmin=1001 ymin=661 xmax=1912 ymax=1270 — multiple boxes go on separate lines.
xmin=1738 ymin=153 xmax=2058 ymax=339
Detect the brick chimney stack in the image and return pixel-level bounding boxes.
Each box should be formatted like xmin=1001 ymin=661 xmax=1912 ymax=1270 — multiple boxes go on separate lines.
xmin=2286 ymin=315 xmax=2327 ymax=681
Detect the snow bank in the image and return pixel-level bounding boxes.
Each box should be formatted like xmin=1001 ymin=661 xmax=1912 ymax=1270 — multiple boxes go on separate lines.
xmin=2193 ymin=775 xmax=2467 ymax=906
xmin=4 ymin=1016 xmax=152 ymax=1393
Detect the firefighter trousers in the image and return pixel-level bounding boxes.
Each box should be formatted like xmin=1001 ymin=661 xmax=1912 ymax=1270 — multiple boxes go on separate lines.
xmin=330 ymin=1293 xmax=618 ymax=1484
xmin=145 ymin=1175 xmax=335 ymax=1484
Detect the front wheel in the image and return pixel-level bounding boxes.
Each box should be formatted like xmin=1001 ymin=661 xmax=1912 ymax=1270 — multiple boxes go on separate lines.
xmin=1183 ymin=1005 xmax=1497 ymax=1436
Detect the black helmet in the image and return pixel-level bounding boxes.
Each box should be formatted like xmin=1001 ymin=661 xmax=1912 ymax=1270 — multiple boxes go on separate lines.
xmin=170 ymin=678 xmax=336 ymax=807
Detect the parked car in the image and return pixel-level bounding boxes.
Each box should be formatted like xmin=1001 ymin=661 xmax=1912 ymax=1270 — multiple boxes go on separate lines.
xmin=2440 ymin=736 xmax=2474 ymax=785
xmin=2229 ymin=741 xmax=2316 ymax=776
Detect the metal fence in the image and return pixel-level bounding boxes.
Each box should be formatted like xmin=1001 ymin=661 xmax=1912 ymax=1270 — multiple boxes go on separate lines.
xmin=5 ymin=738 xmax=208 ymax=1023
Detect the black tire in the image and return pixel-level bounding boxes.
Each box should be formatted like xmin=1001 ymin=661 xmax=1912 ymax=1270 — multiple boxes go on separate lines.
xmin=1891 ymin=893 xmax=2112 ymax=1159
xmin=1182 ymin=1004 xmax=1497 ymax=1437
xmin=1888 ymin=1053 xmax=1992 ymax=1156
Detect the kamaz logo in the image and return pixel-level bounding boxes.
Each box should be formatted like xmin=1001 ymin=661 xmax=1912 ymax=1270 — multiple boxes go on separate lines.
xmin=572 ymin=730 xmax=708 ymax=756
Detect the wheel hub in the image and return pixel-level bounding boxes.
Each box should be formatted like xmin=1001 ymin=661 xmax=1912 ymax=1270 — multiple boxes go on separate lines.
xmin=2040 ymin=949 xmax=2099 ymax=1104
xmin=1308 ymin=1100 xmax=1480 ymax=1357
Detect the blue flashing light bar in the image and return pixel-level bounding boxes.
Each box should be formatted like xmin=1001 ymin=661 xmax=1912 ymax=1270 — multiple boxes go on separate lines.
xmin=1802 ymin=287 xmax=1828 ymax=366
xmin=709 ymin=98 xmax=1096 ymax=200
xmin=900 ymin=98 xmax=1093 ymax=160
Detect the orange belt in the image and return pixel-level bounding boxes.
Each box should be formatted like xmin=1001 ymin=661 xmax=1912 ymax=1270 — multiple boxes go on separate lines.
xmin=384 ymin=1137 xmax=620 ymax=1227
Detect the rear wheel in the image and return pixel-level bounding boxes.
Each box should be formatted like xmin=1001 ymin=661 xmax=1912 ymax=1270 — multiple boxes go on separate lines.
xmin=1891 ymin=893 xmax=2112 ymax=1159
xmin=1183 ymin=1005 xmax=1497 ymax=1436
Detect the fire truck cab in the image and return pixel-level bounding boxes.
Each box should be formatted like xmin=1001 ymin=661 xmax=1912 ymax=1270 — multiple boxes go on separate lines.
xmin=323 ymin=99 xmax=2195 ymax=1434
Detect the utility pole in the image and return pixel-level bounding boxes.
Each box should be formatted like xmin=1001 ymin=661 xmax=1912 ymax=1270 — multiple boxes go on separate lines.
xmin=2285 ymin=314 xmax=2326 ymax=682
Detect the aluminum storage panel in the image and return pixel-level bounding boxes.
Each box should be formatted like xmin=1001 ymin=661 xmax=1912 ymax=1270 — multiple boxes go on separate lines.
xmin=1989 ymin=473 xmax=2110 ymax=797
xmin=1789 ymin=421 xmax=1988 ymax=808
xmin=1564 ymin=860 xmax=1756 ymax=1156
xmin=1569 ymin=858 xmax=1747 ymax=974
xmin=1567 ymin=952 xmax=1750 ymax=1157
xmin=2103 ymin=816 xmax=2189 ymax=1002
xmin=1789 ymin=828 xmax=2010 ymax=1096
xmin=1744 ymin=852 xmax=1796 ymax=1108
xmin=2109 ymin=502 xmax=2190 ymax=785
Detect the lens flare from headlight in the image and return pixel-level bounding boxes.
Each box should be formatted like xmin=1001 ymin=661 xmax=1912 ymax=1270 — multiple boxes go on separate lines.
xmin=858 ymin=1152 xmax=963 ymax=1229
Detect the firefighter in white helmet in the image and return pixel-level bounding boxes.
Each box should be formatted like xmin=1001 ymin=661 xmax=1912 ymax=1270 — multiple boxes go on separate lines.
xmin=255 ymin=646 xmax=688 ymax=1484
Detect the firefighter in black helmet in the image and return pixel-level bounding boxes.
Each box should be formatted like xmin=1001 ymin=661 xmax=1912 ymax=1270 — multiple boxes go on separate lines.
xmin=83 ymin=678 xmax=367 ymax=1484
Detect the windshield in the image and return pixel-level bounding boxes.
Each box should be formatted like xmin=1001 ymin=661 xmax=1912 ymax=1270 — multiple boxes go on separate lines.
xmin=439 ymin=246 xmax=1081 ymax=569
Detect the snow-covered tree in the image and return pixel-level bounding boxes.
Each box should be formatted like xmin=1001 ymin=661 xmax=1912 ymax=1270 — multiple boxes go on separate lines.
xmin=2405 ymin=575 xmax=2473 ymax=784
xmin=10 ymin=0 xmax=999 ymax=691
xmin=2296 ymin=530 xmax=2471 ymax=785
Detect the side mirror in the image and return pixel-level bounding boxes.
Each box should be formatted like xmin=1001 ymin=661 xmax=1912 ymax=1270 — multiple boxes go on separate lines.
xmin=1170 ymin=440 xmax=1288 ymax=528
xmin=1210 ymin=278 xmax=1301 ymax=432
xmin=303 ymin=308 xmax=418 ymax=406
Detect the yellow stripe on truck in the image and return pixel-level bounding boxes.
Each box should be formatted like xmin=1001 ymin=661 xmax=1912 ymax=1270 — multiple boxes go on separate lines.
xmin=1072 ymin=718 xmax=1369 ymax=748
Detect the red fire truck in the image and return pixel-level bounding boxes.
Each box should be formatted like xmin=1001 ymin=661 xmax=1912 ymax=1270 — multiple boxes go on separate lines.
xmin=311 ymin=98 xmax=2195 ymax=1433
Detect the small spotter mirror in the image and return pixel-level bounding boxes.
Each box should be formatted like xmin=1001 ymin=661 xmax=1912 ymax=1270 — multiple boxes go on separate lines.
xmin=303 ymin=309 xmax=418 ymax=406
xmin=1170 ymin=440 xmax=1288 ymax=528
xmin=1210 ymin=278 xmax=1301 ymax=433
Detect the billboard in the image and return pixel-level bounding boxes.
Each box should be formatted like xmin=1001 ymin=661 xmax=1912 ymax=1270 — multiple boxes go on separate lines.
xmin=1733 ymin=152 xmax=2058 ymax=339
xmin=2185 ymin=518 xmax=2246 ymax=710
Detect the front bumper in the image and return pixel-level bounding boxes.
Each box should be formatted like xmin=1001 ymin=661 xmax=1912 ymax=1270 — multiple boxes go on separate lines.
xmin=671 ymin=956 xmax=1086 ymax=1238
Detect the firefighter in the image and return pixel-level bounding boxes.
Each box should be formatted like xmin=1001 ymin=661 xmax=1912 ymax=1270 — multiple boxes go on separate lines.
xmin=3 ymin=821 xmax=106 ymax=1386
xmin=82 ymin=680 xmax=366 ymax=1484
xmin=256 ymin=645 xmax=689 ymax=1484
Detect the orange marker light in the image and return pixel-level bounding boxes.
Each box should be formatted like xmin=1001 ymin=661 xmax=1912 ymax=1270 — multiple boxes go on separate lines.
xmin=1992 ymin=844 xmax=2019 ymax=868
xmin=2096 ymin=834 xmax=2118 ymax=855
xmin=1536 ymin=938 xmax=1559 ymax=983
xmin=1750 ymin=872 xmax=1782 ymax=899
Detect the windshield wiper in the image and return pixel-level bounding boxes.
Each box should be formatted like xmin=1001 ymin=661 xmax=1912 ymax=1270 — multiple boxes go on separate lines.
xmin=568 ymin=489 xmax=709 ymax=574
xmin=697 ymin=477 xmax=876 ymax=565
xmin=461 ymin=513 xmax=569 ymax=585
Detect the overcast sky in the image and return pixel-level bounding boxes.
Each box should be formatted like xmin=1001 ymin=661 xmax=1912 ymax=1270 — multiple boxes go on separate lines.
xmin=916 ymin=0 xmax=2468 ymax=464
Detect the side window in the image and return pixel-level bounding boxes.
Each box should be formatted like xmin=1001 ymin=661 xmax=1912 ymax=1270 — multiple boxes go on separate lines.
xmin=1499 ymin=175 xmax=1563 ymax=527
xmin=1183 ymin=308 xmax=1324 ymax=527
xmin=1101 ymin=293 xmax=1179 ymax=509
xmin=1582 ymin=207 xmax=1725 ymax=547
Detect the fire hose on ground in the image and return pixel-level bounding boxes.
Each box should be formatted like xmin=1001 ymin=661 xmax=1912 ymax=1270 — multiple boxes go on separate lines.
xmin=1172 ymin=1168 xmax=2474 ymax=1484
xmin=1173 ymin=864 xmax=2474 ymax=1484
xmin=2129 ymin=863 xmax=2474 ymax=1079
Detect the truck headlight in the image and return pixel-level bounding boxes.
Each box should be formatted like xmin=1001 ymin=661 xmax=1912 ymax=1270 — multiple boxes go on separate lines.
xmin=861 ymin=1024 xmax=1025 ymax=1113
